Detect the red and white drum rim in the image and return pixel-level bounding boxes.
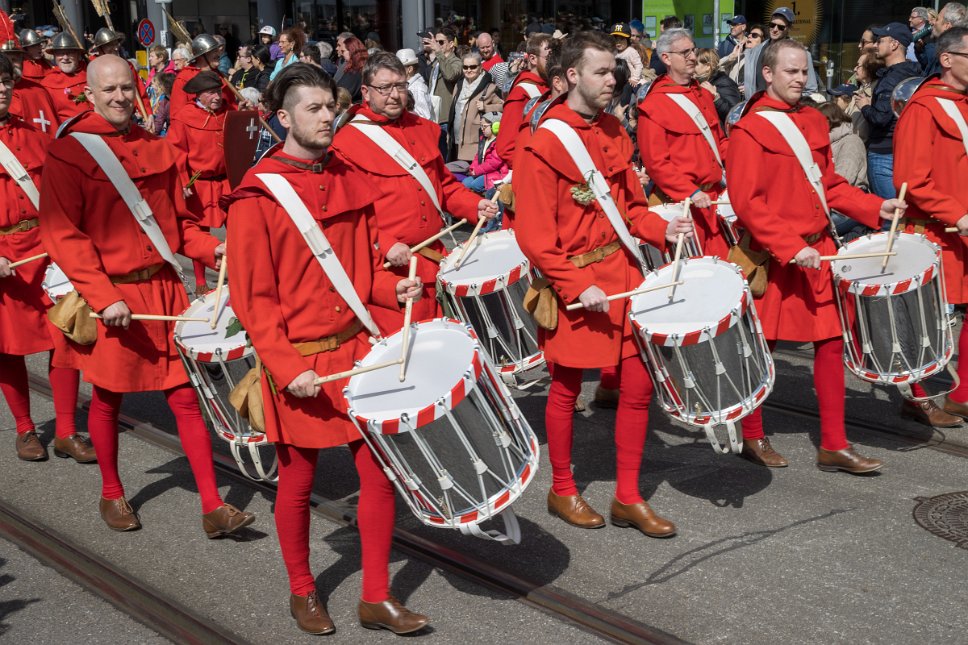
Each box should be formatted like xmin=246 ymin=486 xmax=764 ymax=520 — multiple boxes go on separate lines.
xmin=437 ymin=230 xmax=531 ymax=298
xmin=173 ymin=287 xmax=253 ymax=362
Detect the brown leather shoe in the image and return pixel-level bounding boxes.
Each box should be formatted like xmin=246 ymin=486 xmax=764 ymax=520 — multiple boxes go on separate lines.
xmin=53 ymin=434 xmax=97 ymax=463
xmin=740 ymin=437 xmax=789 ymax=468
xmin=610 ymin=498 xmax=677 ymax=538
xmin=15 ymin=431 xmax=47 ymax=461
xmin=202 ymin=503 xmax=255 ymax=539
xmin=817 ymin=446 xmax=883 ymax=474
xmin=290 ymin=591 xmax=335 ymax=635
xmin=547 ymin=489 xmax=605 ymax=528
xmin=900 ymin=399 xmax=963 ymax=428
xmin=943 ymin=396 xmax=968 ymax=419
xmin=593 ymin=385 xmax=620 ymax=409
xmin=359 ymin=595 xmax=429 ymax=635
xmin=99 ymin=496 xmax=141 ymax=531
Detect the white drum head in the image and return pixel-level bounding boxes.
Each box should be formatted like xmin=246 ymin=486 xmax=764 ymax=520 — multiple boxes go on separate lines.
xmin=833 ymin=233 xmax=939 ymax=294
xmin=630 ymin=257 xmax=746 ymax=340
xmin=438 ymin=230 xmax=530 ymax=296
xmin=649 ymin=202 xmax=688 ymax=222
xmin=42 ymin=262 xmax=73 ymax=302
xmin=346 ymin=319 xmax=479 ymax=431
xmin=173 ymin=286 xmax=252 ymax=361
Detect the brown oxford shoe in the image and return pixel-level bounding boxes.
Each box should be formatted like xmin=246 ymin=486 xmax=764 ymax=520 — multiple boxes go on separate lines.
xmin=943 ymin=396 xmax=968 ymax=419
xmin=547 ymin=489 xmax=605 ymax=528
xmin=202 ymin=503 xmax=255 ymax=539
xmin=610 ymin=498 xmax=677 ymax=538
xmin=15 ymin=431 xmax=47 ymax=461
xmin=53 ymin=434 xmax=98 ymax=463
xmin=816 ymin=446 xmax=883 ymax=474
xmin=900 ymin=399 xmax=963 ymax=428
xmin=359 ymin=595 xmax=429 ymax=635
xmin=593 ymin=385 xmax=620 ymax=409
xmin=290 ymin=590 xmax=335 ymax=635
xmin=740 ymin=437 xmax=789 ymax=468
xmin=99 ymin=496 xmax=141 ymax=532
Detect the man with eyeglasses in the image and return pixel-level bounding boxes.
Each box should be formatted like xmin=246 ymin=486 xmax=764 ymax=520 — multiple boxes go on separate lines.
xmin=742 ymin=6 xmax=819 ymax=99
xmin=718 ymin=14 xmax=747 ymax=58
xmin=894 ymin=26 xmax=968 ymax=422
xmin=230 ymin=45 xmax=269 ymax=92
xmin=331 ymin=52 xmax=496 ymax=332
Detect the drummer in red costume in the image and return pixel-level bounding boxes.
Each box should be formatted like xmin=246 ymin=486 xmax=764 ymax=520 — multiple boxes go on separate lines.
xmin=40 ymin=32 xmax=91 ymax=122
xmin=496 ymin=33 xmax=551 ymax=168
xmin=726 ymin=40 xmax=905 ymax=471
xmin=39 ymin=55 xmax=255 ymax=536
xmin=223 ymin=63 xmax=428 ymax=636
xmin=515 ymin=32 xmax=693 ymax=536
xmin=331 ymin=51 xmax=496 ymax=332
xmin=167 ymin=71 xmax=232 ymax=292
xmin=1 ymin=40 xmax=59 ymax=137
xmin=18 ymin=29 xmax=51 ymax=82
xmin=894 ymin=26 xmax=968 ymax=420
xmin=638 ymin=28 xmax=730 ymax=259
xmin=0 ymin=53 xmax=88 ymax=463
xmin=90 ymin=28 xmax=154 ymax=133
xmin=170 ymin=34 xmax=237 ymax=120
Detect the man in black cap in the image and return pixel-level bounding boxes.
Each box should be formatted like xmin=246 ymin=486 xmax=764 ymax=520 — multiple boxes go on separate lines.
xmin=743 ymin=6 xmax=819 ymax=97
xmin=718 ymin=14 xmax=747 ymax=58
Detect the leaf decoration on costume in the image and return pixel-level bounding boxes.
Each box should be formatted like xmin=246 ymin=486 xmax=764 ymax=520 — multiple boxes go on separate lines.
xmin=225 ymin=317 xmax=245 ymax=338
xmin=570 ymin=182 xmax=595 ymax=206
xmin=70 ymin=92 xmax=89 ymax=105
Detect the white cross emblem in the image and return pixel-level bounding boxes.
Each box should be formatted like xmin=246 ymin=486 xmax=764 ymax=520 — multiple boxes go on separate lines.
xmin=246 ymin=118 xmax=258 ymax=140
xmin=33 ymin=110 xmax=50 ymax=133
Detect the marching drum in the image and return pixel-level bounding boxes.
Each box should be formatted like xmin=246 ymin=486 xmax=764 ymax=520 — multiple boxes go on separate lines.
xmin=173 ymin=286 xmax=277 ymax=481
xmin=641 ymin=202 xmax=704 ymax=270
xmin=715 ymin=190 xmax=741 ymax=247
xmin=42 ymin=262 xmax=73 ymax=303
xmin=629 ymin=257 xmax=774 ymax=453
xmin=344 ymin=318 xmax=539 ymax=543
xmin=438 ymin=230 xmax=544 ymax=382
xmin=832 ymin=232 xmax=953 ymax=388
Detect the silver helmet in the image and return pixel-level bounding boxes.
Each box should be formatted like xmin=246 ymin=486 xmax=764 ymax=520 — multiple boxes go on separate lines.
xmin=191 ymin=33 xmax=221 ymax=61
xmin=46 ymin=31 xmax=85 ymax=53
xmin=891 ymin=75 xmax=930 ymax=117
xmin=0 ymin=39 xmax=24 ymax=54
xmin=19 ymin=29 xmax=43 ymax=48
xmin=92 ymin=27 xmax=123 ymax=50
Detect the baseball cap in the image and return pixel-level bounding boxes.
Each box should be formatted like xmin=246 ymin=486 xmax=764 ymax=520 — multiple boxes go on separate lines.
xmin=871 ymin=22 xmax=913 ymax=48
xmin=828 ymin=83 xmax=859 ymax=97
xmin=772 ymin=7 xmax=795 ymax=23
xmin=727 ymin=15 xmax=748 ymax=26
xmin=258 ymin=26 xmax=276 ymax=37
xmin=610 ymin=23 xmax=632 ymax=38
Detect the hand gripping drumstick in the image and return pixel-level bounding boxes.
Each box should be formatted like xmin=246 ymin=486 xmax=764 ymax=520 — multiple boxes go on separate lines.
xmin=454 ymin=193 xmax=500 ymax=269
xmin=8 ymin=253 xmax=48 ymax=269
xmin=565 ymin=281 xmax=684 ymax=311
xmin=89 ymin=312 xmax=210 ymax=322
xmin=668 ymin=198 xmax=691 ymax=302
xmin=398 ymin=256 xmax=418 ymax=382
xmin=382 ymin=219 xmax=467 ymax=269
xmin=881 ymin=182 xmax=908 ymax=272
xmin=210 ymin=253 xmax=228 ymax=329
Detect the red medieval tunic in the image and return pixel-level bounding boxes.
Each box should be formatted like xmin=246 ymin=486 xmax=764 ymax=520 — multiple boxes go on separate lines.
xmin=223 ymin=149 xmax=402 ymax=449
xmin=496 ymin=70 xmax=548 ymax=168
xmin=0 ymin=116 xmax=54 ymax=355
xmin=725 ymin=94 xmax=884 ymax=342
xmin=893 ymin=78 xmax=968 ymax=304
xmin=170 ymin=65 xmax=237 ymax=120
xmin=40 ymin=66 xmax=91 ymax=122
xmin=11 ymin=78 xmax=60 ymax=138
xmin=39 ymin=111 xmax=220 ymax=392
xmin=167 ymin=102 xmax=230 ymax=228
xmin=21 ymin=57 xmax=52 ymax=82
xmin=331 ymin=105 xmax=482 ymax=332
xmin=514 ymin=103 xmax=670 ymax=369
xmin=638 ymin=75 xmax=731 ymax=259
xmin=504 ymin=88 xmax=551 ymax=228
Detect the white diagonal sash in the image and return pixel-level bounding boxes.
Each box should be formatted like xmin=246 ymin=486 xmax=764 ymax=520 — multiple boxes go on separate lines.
xmin=936 ymin=97 xmax=968 ymax=158
xmin=666 ymin=93 xmax=724 ymax=169
xmin=756 ymin=111 xmax=830 ymax=216
xmin=0 ymin=139 xmax=39 ymax=210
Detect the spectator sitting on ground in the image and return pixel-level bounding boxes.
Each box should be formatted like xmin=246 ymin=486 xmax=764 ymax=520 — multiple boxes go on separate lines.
xmin=463 ymin=111 xmax=507 ymax=194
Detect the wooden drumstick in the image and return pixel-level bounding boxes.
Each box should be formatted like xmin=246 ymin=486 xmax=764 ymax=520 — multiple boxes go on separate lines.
xmin=454 ymin=193 xmax=500 ymax=269
xmin=668 ymin=198 xmax=691 ymax=302
xmin=8 ymin=252 xmax=48 ymax=269
xmin=565 ymin=281 xmax=684 ymax=311
xmin=945 ymin=227 xmax=961 ymax=234
xmin=398 ymin=256 xmax=418 ymax=382
xmin=89 ymin=312 xmax=210 ymax=322
xmin=790 ymin=251 xmax=897 ymax=265
xmin=881 ymin=182 xmax=908 ymax=272
xmin=382 ymin=219 xmax=467 ymax=269
xmin=313 ymin=358 xmax=404 ymax=386
xmin=210 ymin=254 xmax=228 ymax=329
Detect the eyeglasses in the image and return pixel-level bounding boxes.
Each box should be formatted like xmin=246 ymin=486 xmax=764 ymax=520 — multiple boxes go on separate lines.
xmin=769 ymin=22 xmax=788 ymax=31
xmin=668 ymin=47 xmax=699 ymax=58
xmin=366 ymin=83 xmax=408 ymax=96
xmin=0 ymin=78 xmax=13 ymax=89
xmin=462 ymin=64 xmax=479 ymax=70
xmin=859 ymin=39 xmax=875 ymax=45
xmin=947 ymin=51 xmax=968 ymax=59
xmin=436 ymin=39 xmax=447 ymax=45
xmin=748 ymin=32 xmax=764 ymax=39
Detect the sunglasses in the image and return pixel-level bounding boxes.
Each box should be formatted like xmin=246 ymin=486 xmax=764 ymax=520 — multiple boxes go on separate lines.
xmin=769 ymin=22 xmax=788 ymax=31
xmin=748 ymin=32 xmax=763 ymax=38
xmin=462 ymin=64 xmax=479 ymax=69
xmin=436 ymin=39 xmax=447 ymax=45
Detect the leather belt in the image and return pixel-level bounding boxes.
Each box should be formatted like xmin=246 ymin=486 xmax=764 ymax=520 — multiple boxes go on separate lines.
xmin=0 ymin=217 xmax=39 ymax=235
xmin=292 ymin=320 xmax=364 ymax=356
xmin=110 ymin=263 xmax=164 ymax=284
xmin=198 ymin=174 xmax=228 ymax=181
xmin=569 ymin=241 xmax=621 ymax=268
xmin=416 ymin=246 xmax=444 ymax=263
xmin=653 ymin=183 xmax=719 ymax=204
xmin=903 ymin=217 xmax=935 ymax=235
xmin=803 ymin=232 xmax=823 ymax=244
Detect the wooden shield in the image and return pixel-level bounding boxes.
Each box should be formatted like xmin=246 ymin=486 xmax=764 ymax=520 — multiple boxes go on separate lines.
xmin=223 ymin=110 xmax=263 ymax=189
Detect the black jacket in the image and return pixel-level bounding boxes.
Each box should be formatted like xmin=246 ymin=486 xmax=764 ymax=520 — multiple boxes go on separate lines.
xmin=707 ymin=71 xmax=742 ymax=127
xmin=861 ymin=60 xmax=922 ymax=154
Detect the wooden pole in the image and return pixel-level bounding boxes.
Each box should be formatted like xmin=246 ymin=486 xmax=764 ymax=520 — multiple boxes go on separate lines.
xmin=398 ymin=257 xmax=418 ymax=382
xmin=791 ymin=251 xmax=897 ymax=265
xmin=881 ymin=182 xmax=908 ymax=272
xmin=382 ymin=219 xmax=467 ymax=269
xmin=8 ymin=253 xmax=48 ymax=269
xmin=667 ymin=198 xmax=691 ymax=302
xmin=313 ymin=358 xmax=403 ymax=385
xmin=565 ymin=281 xmax=684 ymax=311
xmin=89 ymin=313 xmax=210 ymax=322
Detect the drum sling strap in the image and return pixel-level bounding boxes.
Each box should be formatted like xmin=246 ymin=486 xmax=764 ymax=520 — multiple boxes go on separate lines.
xmin=936 ymin=97 xmax=968 ymax=157
xmin=666 ymin=93 xmax=726 ymax=183
xmin=0 ymin=139 xmax=39 ymax=209
xmin=517 ymin=81 xmax=542 ymax=100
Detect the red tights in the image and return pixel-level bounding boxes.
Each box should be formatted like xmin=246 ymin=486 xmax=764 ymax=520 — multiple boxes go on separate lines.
xmin=545 ymin=355 xmax=653 ymax=505
xmin=742 ymin=337 xmax=849 ymax=451
xmin=942 ymin=323 xmax=968 ymax=403
xmin=274 ymin=441 xmax=395 ymax=602
xmin=87 ymin=384 xmax=223 ymax=513
xmin=0 ymin=352 xmax=78 ymax=437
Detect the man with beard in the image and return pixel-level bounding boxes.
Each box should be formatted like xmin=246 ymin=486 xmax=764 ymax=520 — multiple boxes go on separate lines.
xmin=514 ymin=31 xmax=692 ymax=537
xmin=167 ymin=71 xmax=233 ymax=292
xmin=40 ymin=55 xmax=255 ymax=535
xmin=726 ymin=40 xmax=906 ymax=471
xmin=40 ymin=32 xmax=91 ymax=122
xmin=223 ymin=62 xmax=428 ymax=636
xmin=170 ymin=34 xmax=237 ymax=119
xmin=18 ymin=29 xmax=51 ymax=81
xmin=496 ymin=33 xmax=551 ymax=168
xmin=0 ymin=40 xmax=59 ymax=137
xmin=331 ymin=51 xmax=496 ymax=332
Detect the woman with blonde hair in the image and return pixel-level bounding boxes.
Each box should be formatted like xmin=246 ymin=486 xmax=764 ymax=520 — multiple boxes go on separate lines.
xmin=695 ymin=48 xmax=741 ymax=126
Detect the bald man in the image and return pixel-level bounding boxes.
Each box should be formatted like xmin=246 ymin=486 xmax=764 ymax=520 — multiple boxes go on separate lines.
xmin=477 ymin=32 xmax=503 ymax=72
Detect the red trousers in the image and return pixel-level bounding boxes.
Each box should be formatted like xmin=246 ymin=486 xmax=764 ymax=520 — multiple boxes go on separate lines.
xmin=914 ymin=323 xmax=968 ymax=402
xmin=0 ymin=352 xmax=78 ymax=437
xmin=545 ymin=354 xmax=653 ymax=505
xmin=275 ymin=440 xmax=395 ymax=602
xmin=87 ymin=384 xmax=223 ymax=514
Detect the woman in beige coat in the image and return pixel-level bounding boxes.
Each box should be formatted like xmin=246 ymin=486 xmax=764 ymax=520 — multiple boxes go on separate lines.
xmin=448 ymin=52 xmax=504 ymax=162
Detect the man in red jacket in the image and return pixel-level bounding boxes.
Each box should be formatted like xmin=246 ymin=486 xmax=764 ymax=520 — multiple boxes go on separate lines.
xmin=515 ymin=32 xmax=692 ymax=537
xmin=1 ymin=40 xmax=59 ymax=137
xmin=331 ymin=51 xmax=496 ymax=332
xmin=40 ymin=32 xmax=90 ymax=122
xmin=496 ymin=33 xmax=551 ymax=168
xmin=638 ymin=27 xmax=730 ymax=259
xmin=726 ymin=39 xmax=905 ymax=471
xmin=224 ymin=63 xmax=427 ymax=636
xmin=18 ymin=29 xmax=51 ymax=82
xmin=39 ymin=55 xmax=254 ymax=536
xmin=894 ymin=26 xmax=968 ymax=420
xmin=170 ymin=34 xmax=237 ymax=119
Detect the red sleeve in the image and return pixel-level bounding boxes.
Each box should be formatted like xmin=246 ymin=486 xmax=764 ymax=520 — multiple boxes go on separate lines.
xmin=495 ymin=90 xmax=527 ymax=167
xmin=364 ymin=206 xmax=407 ymax=311
xmin=624 ymin=165 xmax=672 ymax=248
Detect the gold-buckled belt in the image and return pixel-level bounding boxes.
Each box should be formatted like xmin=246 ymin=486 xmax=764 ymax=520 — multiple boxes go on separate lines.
xmin=110 ymin=263 xmax=164 ymax=284
xmin=292 ymin=320 xmax=364 ymax=356
xmin=0 ymin=218 xmax=39 ymax=235
xmin=569 ymin=241 xmax=621 ymax=268
xmin=803 ymin=232 xmax=823 ymax=244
